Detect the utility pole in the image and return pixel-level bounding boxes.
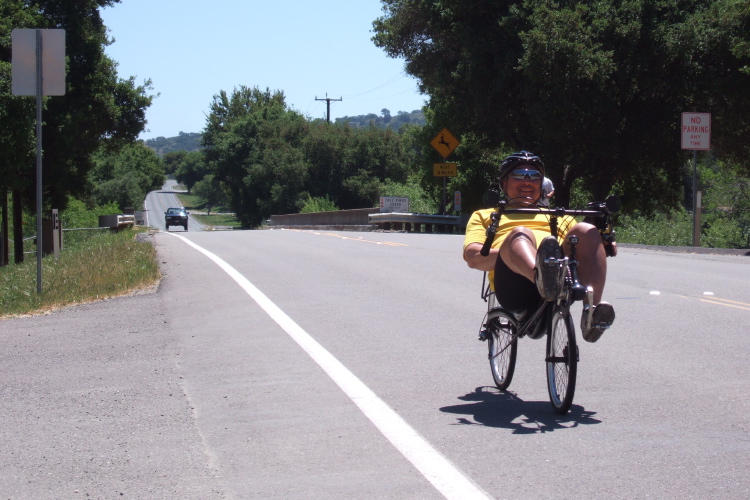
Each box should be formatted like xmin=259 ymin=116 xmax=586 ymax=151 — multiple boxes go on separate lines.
xmin=315 ymin=93 xmax=342 ymax=123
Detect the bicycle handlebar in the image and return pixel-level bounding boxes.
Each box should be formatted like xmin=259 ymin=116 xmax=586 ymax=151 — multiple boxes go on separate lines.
xmin=479 ymin=199 xmax=617 ymax=257
xmin=495 ymin=207 xmax=610 ymax=217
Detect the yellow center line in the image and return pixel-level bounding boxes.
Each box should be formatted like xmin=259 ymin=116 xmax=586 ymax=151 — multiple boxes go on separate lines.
xmin=694 ymin=295 xmax=750 ymax=311
xmin=285 ymin=229 xmax=409 ymax=247
xmin=698 ymin=296 xmax=750 ymax=307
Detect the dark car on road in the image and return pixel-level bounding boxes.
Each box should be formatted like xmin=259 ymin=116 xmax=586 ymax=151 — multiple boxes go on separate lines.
xmin=165 ymin=207 xmax=189 ymax=231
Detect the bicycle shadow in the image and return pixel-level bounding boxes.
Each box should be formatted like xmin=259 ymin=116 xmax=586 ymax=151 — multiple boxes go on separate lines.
xmin=439 ymin=386 xmax=601 ymax=434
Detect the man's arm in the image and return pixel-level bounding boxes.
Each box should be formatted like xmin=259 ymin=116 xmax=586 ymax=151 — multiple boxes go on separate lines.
xmin=464 ymin=242 xmax=498 ymax=272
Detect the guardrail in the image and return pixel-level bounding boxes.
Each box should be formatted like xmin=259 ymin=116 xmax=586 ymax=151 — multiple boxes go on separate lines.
xmin=369 ymin=213 xmax=469 ymax=234
xmin=269 ymin=209 xmax=469 ymax=234
xmin=98 ymin=214 xmax=135 ymax=231
xmin=270 ymin=208 xmax=379 ymax=229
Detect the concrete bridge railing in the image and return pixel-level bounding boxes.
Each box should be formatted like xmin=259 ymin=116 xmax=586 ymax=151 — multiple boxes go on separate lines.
xmin=270 ymin=209 xmax=469 ymax=234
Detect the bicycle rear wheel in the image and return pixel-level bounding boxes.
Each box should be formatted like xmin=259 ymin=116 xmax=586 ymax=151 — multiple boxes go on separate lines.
xmin=546 ymin=309 xmax=578 ymax=414
xmin=487 ymin=310 xmax=518 ymax=391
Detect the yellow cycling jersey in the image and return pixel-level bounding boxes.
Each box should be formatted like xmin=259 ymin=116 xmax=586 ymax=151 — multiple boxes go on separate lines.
xmin=463 ymin=208 xmax=577 ymax=288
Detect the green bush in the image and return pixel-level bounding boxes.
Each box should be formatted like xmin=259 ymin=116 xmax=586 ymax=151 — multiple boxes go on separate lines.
xmin=380 ymin=177 xmax=437 ymax=214
xmin=701 ymin=214 xmax=745 ymax=249
xmin=298 ymin=194 xmax=339 ymax=213
xmin=59 ymin=197 xmax=123 ymax=247
xmin=61 ymin=197 xmax=121 ymax=229
xmin=697 ymin=160 xmax=750 ymax=249
xmin=616 ymin=210 xmax=692 ymax=246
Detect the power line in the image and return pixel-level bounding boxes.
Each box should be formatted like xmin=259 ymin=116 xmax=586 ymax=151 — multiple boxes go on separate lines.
xmin=342 ymin=73 xmax=407 ymax=99
xmin=358 ymin=86 xmax=422 ymax=102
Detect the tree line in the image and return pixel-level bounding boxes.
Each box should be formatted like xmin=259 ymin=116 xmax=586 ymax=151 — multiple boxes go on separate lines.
xmin=3 ymin=0 xmax=750 ymax=259
xmin=182 ymin=0 xmax=750 ymax=231
xmin=334 ymin=108 xmax=426 ymax=130
xmin=373 ymin=0 xmax=750 ymax=214
xmin=184 ymin=86 xmax=426 ymax=227
xmin=145 ymin=132 xmax=202 ymax=156
xmin=0 ymin=0 xmax=157 ymax=263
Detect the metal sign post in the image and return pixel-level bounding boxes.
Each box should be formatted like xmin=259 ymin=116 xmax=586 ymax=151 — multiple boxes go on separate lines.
xmin=430 ymin=128 xmax=460 ymax=215
xmin=12 ymin=29 xmax=65 ymax=293
xmin=681 ymin=112 xmax=711 ymax=247
xmin=35 ymin=30 xmax=43 ymax=293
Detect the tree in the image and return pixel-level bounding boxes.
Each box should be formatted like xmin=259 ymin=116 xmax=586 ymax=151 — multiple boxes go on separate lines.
xmin=192 ymin=174 xmax=226 ymax=214
xmin=1 ymin=0 xmax=43 ymax=262
xmin=145 ymin=132 xmax=203 ymax=156
xmin=162 ymin=151 xmax=187 ymax=176
xmin=373 ymin=0 xmax=750 ymax=213
xmin=0 ymin=1 xmax=39 ymax=185
xmin=30 ymin=0 xmax=154 ymax=209
xmin=174 ymin=151 xmax=208 ymax=193
xmin=302 ymin=122 xmax=416 ymax=209
xmin=88 ymin=142 xmax=165 ymax=211
xmin=202 ymin=86 xmax=309 ymax=227
xmin=203 ymin=85 xmax=421 ymax=226
xmin=0 ymin=0 xmax=153 ymax=259
xmin=300 ymin=123 xmax=353 ymax=205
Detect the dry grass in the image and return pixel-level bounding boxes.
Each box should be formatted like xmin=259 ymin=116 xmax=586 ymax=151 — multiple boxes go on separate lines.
xmin=0 ymin=229 xmax=160 ymax=319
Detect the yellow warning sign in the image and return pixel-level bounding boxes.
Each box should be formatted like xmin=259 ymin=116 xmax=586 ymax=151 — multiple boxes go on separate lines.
xmin=430 ymin=128 xmax=460 ymax=158
xmin=433 ymin=163 xmax=457 ymax=177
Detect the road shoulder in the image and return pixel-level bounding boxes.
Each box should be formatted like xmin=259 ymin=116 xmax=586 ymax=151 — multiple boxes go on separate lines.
xmin=0 ymin=268 xmax=224 ymax=497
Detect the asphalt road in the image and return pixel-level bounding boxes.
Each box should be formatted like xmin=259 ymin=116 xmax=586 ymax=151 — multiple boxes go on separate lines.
xmin=144 ymin=179 xmax=205 ymax=232
xmin=1 ymin=228 xmax=748 ymax=499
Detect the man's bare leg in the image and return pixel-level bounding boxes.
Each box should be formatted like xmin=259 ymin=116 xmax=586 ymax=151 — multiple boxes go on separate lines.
xmin=564 ymin=223 xmax=607 ymax=304
xmin=499 ymin=227 xmax=538 ymax=283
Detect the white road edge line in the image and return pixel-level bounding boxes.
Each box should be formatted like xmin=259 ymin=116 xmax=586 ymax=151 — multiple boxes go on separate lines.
xmin=169 ymin=233 xmax=491 ymax=500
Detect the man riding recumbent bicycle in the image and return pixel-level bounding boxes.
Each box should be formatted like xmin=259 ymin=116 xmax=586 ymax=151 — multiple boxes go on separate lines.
xmin=462 ymin=151 xmax=619 ymax=414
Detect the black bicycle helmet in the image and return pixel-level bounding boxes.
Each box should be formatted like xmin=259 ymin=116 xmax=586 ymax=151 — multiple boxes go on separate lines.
xmin=498 ymin=150 xmax=545 ymax=185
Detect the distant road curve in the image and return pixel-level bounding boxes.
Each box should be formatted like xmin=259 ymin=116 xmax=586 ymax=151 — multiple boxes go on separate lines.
xmin=143 ymin=179 xmax=206 ymax=232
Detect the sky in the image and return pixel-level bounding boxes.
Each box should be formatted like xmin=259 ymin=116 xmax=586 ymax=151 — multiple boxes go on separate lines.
xmin=100 ymin=0 xmax=427 ymax=141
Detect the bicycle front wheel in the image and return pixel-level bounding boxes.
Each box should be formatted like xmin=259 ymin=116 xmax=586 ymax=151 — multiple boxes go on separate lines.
xmin=487 ymin=310 xmax=518 ymax=391
xmin=546 ymin=309 xmax=578 ymax=414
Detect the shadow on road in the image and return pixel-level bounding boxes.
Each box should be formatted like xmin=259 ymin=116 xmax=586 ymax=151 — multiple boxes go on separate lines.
xmin=440 ymin=386 xmax=601 ymax=433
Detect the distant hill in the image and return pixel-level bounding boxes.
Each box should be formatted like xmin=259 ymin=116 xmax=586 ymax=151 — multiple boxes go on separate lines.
xmin=334 ymin=109 xmax=425 ymax=130
xmin=145 ymin=109 xmax=425 ymax=156
xmin=144 ymin=132 xmax=202 ymax=157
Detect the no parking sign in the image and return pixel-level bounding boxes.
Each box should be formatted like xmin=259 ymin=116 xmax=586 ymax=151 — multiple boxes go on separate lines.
xmin=681 ymin=113 xmax=711 ymax=150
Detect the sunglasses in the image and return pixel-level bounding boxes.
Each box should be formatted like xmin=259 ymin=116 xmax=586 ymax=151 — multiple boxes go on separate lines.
xmin=508 ymin=169 xmax=543 ymax=181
